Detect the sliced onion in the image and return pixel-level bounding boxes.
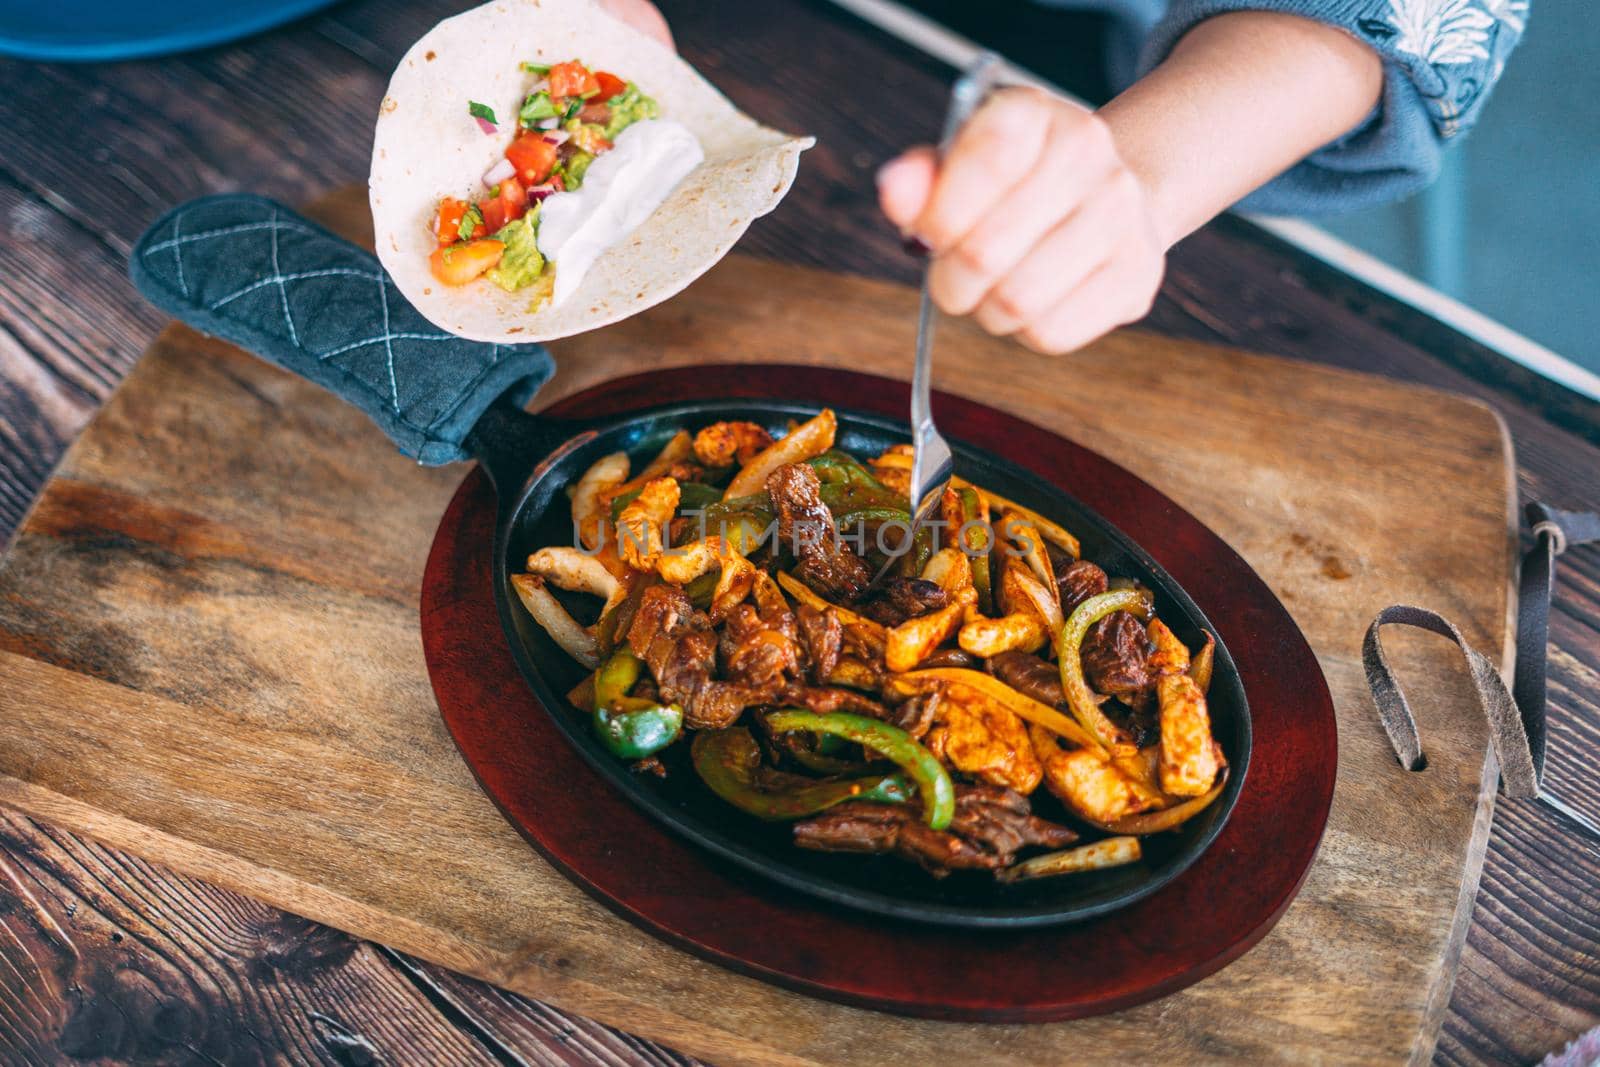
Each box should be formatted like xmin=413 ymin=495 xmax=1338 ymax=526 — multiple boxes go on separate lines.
xmin=528 ymin=181 xmax=558 ymax=202
xmin=482 ymin=157 xmax=515 ymax=187
xmin=530 ymin=78 xmax=549 ymax=93
xmin=474 ymin=116 xmax=498 ymax=136
xmin=543 ymin=130 xmax=571 ymax=145
xmin=535 ymin=117 xmax=559 ymax=130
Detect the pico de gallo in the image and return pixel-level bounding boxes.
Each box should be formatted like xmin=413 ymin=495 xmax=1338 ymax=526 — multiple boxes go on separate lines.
xmin=429 ymin=59 xmax=659 ymax=298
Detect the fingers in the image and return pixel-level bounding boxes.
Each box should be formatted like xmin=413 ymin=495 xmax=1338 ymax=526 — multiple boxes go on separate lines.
xmin=925 ymin=99 xmax=1121 ymax=316
xmin=878 ymin=87 xmax=1166 ymax=356
xmin=1013 ymin=252 xmax=1164 ymax=355
xmin=876 ymin=148 xmax=937 ymax=233
xmin=910 ymin=88 xmax=1054 ymax=251
xmin=970 ymin=167 xmax=1148 ymax=336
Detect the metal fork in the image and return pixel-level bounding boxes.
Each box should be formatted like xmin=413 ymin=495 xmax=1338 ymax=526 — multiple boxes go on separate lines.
xmin=877 ymin=53 xmax=1004 ymax=584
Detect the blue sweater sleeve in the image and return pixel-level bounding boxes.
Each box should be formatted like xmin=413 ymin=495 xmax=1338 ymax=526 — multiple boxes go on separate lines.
xmin=1137 ymin=0 xmax=1528 ymax=213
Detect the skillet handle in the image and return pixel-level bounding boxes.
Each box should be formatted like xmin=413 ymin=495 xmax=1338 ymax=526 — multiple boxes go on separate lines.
xmin=129 ymin=194 xmax=555 ymax=466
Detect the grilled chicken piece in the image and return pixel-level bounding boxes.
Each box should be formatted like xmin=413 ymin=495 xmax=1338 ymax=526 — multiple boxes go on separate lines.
xmin=692 ymin=421 xmax=775 ymax=468
xmin=925 ymin=687 xmax=1043 ymax=794
xmin=1030 ymin=723 xmax=1164 ymax=825
xmin=793 ymin=785 xmax=1076 ymax=876
xmin=766 ymin=463 xmax=871 ymax=602
xmin=616 ymin=477 xmax=680 ymax=569
xmin=625 ymin=584 xmax=755 ymax=729
xmin=1146 ymin=618 xmax=1191 ymax=676
xmin=1157 ymin=673 xmax=1223 ymax=797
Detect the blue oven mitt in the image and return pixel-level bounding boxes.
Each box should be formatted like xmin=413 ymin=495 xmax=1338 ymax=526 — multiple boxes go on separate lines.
xmin=129 ymin=194 xmax=555 ymax=465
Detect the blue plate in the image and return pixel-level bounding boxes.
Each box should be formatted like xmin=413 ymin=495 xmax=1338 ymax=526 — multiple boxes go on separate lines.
xmin=0 ymin=0 xmax=340 ymax=62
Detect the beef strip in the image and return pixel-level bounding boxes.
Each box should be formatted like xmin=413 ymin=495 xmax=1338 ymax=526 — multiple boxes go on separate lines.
xmin=988 ymin=649 xmax=1068 ymax=708
xmin=795 ymin=602 xmax=842 ymax=682
xmin=793 ymin=785 xmax=1078 ymax=877
xmin=1081 ymin=610 xmax=1153 ymax=696
xmin=625 ymin=584 xmax=755 ymax=729
xmin=718 ymin=599 xmax=803 ymax=696
xmin=916 ymin=647 xmax=980 ymax=670
xmin=1055 ymin=558 xmax=1109 ymax=615
xmin=777 ymin=684 xmax=891 ymax=718
xmin=1102 ymin=695 xmax=1160 ymax=748
xmin=766 ymin=463 xmax=871 ymax=602
xmin=888 ymin=690 xmax=939 ymax=739
xmin=856 ymin=577 xmax=951 ymax=626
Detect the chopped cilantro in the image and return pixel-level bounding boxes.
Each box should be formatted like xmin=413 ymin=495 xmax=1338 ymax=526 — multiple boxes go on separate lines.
xmin=457 ymin=204 xmax=483 ymax=242
xmin=562 ymin=97 xmax=583 ymax=122
xmin=468 ymin=100 xmax=498 ymax=124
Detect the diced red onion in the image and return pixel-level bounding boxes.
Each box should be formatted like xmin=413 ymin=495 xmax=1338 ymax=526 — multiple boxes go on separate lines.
xmin=542 ymin=130 xmax=570 ymax=145
xmin=528 ymin=182 xmax=558 ymax=202
xmin=535 ymin=117 xmax=559 ymax=130
xmin=474 ymin=115 xmax=498 ymax=136
xmin=530 ymin=79 xmax=549 ymax=93
xmin=482 ymin=158 xmax=516 ymax=187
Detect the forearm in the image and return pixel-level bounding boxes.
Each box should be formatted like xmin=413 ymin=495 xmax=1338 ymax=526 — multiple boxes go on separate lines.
xmin=1098 ymin=11 xmax=1383 ymax=246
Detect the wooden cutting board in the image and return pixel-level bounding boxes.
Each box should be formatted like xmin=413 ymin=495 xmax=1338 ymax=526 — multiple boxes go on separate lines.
xmin=0 ymin=186 xmax=1514 ymax=1065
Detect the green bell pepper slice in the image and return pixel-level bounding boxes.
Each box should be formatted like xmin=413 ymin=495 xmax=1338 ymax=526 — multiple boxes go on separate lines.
xmin=955 ymin=487 xmax=994 ymax=614
xmin=763 ymin=709 xmax=955 ymax=829
xmin=589 ymin=649 xmax=682 ymax=760
xmin=691 ymin=727 xmax=912 ymax=820
xmin=807 ymin=449 xmax=884 ymax=489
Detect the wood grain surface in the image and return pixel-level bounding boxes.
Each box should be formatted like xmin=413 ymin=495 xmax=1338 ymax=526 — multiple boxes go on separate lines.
xmin=0 ymin=165 xmax=1519 ymax=1062
xmin=0 ymin=0 xmax=1595 ymax=1062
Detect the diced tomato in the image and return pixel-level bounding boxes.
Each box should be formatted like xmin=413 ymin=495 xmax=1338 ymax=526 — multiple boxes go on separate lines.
xmin=505 ymin=132 xmax=558 ymax=185
xmin=594 ymin=71 xmax=626 ymax=101
xmin=429 ymin=238 xmax=504 ymax=286
xmin=548 ymin=60 xmax=600 ymax=100
xmin=549 ymin=173 xmax=566 ymax=192
xmin=577 ymin=101 xmax=611 ymax=125
xmin=480 ymin=196 xmax=508 ymax=232
xmin=496 ymin=176 xmax=528 ymax=221
xmin=436 ymin=197 xmax=469 ymax=246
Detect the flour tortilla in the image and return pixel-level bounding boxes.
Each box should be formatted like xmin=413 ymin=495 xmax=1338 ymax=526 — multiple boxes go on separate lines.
xmin=370 ymin=0 xmax=813 ymax=343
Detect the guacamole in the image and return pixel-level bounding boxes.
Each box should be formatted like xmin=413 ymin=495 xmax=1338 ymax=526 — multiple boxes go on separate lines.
xmin=485 ymin=210 xmax=544 ymax=292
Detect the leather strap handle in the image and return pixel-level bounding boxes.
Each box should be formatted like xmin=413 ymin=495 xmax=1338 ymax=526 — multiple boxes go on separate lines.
xmin=1365 ymin=503 xmax=1600 ymax=836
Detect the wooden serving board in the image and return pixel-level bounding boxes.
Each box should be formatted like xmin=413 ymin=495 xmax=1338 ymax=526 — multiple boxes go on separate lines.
xmin=0 ymin=187 xmax=1514 ymax=1065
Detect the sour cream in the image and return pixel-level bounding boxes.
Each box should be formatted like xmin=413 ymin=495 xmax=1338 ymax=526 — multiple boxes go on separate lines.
xmin=535 ymin=119 xmax=704 ymax=307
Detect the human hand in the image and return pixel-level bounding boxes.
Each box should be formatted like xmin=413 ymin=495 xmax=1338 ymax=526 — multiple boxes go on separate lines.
xmin=597 ymin=0 xmax=675 ymax=51
xmin=877 ymin=88 xmax=1165 ymax=355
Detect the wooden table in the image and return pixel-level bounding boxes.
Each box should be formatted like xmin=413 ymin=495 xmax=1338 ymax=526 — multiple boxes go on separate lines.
xmin=0 ymin=0 xmax=1594 ymax=1062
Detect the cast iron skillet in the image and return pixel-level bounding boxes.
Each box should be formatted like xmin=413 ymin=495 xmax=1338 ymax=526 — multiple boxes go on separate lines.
xmin=468 ymin=393 xmax=1251 ymax=928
